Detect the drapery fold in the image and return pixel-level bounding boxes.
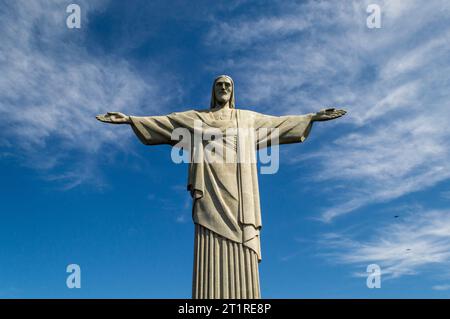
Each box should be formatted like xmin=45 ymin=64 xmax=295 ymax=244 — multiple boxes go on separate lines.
xmin=192 ymin=224 xmax=260 ymax=299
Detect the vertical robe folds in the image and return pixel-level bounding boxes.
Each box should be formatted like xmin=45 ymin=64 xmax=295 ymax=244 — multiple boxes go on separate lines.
xmin=129 ymin=108 xmax=313 ymax=298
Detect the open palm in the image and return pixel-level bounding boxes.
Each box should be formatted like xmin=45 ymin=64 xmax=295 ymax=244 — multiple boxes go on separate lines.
xmin=96 ymin=112 xmax=130 ymax=124
xmin=312 ymin=108 xmax=347 ymax=121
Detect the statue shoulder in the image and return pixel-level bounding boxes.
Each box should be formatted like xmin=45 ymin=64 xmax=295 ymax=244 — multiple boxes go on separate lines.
xmin=236 ymin=108 xmax=264 ymax=118
xmin=170 ymin=108 xmax=205 ymax=117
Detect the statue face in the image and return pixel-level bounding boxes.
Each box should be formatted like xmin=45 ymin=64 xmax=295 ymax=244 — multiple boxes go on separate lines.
xmin=214 ymin=77 xmax=233 ymax=104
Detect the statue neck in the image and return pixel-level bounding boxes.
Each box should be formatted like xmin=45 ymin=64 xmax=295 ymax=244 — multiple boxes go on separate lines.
xmin=213 ymin=101 xmax=231 ymax=110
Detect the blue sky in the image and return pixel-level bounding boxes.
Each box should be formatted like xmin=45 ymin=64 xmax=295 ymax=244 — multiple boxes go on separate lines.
xmin=1 ymin=0 xmax=450 ymax=298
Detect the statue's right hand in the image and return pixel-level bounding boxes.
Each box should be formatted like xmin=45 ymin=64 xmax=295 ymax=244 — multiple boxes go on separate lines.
xmin=96 ymin=112 xmax=131 ymax=124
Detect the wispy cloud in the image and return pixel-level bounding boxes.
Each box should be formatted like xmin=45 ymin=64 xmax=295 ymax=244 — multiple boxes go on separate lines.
xmin=206 ymin=14 xmax=312 ymax=48
xmin=206 ymin=0 xmax=450 ymax=221
xmin=0 ymin=0 xmax=169 ymax=189
xmin=440 ymin=191 xmax=450 ymax=201
xmin=0 ymin=286 xmax=22 ymax=298
xmin=319 ymin=209 xmax=450 ymax=279
xmin=432 ymin=284 xmax=450 ymax=291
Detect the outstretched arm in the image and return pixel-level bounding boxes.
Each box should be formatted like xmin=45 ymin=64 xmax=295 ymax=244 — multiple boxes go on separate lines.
xmin=96 ymin=111 xmax=197 ymax=146
xmin=96 ymin=111 xmax=176 ymax=145
xmin=253 ymin=107 xmax=346 ymax=148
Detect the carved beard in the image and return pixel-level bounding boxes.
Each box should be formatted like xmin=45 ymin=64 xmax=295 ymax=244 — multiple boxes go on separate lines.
xmin=216 ymin=92 xmax=231 ymax=104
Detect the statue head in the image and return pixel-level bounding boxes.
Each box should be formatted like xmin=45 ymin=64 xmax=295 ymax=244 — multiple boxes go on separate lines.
xmin=210 ymin=75 xmax=235 ymax=109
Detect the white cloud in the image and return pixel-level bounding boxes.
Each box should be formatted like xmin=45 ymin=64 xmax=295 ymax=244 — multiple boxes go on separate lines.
xmin=441 ymin=191 xmax=450 ymax=200
xmin=432 ymin=284 xmax=450 ymax=291
xmin=206 ymin=0 xmax=450 ymax=221
xmin=319 ymin=209 xmax=450 ymax=279
xmin=206 ymin=14 xmax=312 ymax=48
xmin=0 ymin=0 xmax=170 ymax=188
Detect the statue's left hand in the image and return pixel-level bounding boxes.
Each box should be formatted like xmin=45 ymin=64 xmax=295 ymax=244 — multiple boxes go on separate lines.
xmin=96 ymin=112 xmax=131 ymax=124
xmin=311 ymin=108 xmax=347 ymax=122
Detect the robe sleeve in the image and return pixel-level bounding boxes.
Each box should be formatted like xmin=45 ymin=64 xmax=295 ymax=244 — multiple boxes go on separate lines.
xmin=129 ymin=112 xmax=194 ymax=146
xmin=253 ymin=112 xmax=314 ymax=148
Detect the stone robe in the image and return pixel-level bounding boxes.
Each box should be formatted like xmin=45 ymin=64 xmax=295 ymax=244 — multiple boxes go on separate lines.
xmin=129 ymin=108 xmax=313 ymax=298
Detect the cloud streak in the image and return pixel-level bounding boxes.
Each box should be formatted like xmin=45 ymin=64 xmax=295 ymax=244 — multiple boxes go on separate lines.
xmin=319 ymin=209 xmax=450 ymax=279
xmin=0 ymin=0 xmax=168 ymax=188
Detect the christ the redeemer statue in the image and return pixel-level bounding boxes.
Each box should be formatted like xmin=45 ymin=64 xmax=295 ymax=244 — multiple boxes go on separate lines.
xmin=96 ymin=75 xmax=346 ymax=299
